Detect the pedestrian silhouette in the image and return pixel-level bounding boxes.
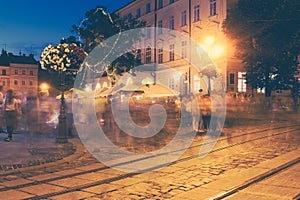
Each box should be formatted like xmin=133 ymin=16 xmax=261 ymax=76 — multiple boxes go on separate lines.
xmin=3 ymin=89 xmax=20 ymax=142
xmin=0 ymin=86 xmax=4 ymax=133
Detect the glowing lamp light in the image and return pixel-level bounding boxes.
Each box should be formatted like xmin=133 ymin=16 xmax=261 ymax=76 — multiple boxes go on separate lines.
xmin=205 ymin=36 xmax=215 ymax=46
xmin=40 ymin=83 xmax=49 ymax=91
xmin=211 ymin=45 xmax=224 ymax=58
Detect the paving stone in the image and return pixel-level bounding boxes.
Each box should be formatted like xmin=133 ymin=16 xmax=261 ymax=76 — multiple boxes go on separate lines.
xmin=19 ymin=183 xmax=66 ymax=196
xmin=49 ymin=177 xmax=95 ymax=188
xmin=50 ymin=191 xmax=95 ymax=200
xmin=0 ymin=190 xmax=34 ymax=200
xmin=1 ymin=178 xmax=32 ymax=187
xmin=83 ymin=183 xmax=124 ymax=194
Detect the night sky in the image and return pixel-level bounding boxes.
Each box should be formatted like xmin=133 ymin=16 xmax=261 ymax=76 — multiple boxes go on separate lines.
xmin=0 ymin=0 xmax=133 ymax=59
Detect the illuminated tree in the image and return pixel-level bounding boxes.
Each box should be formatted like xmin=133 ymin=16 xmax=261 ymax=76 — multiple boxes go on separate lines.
xmin=40 ymin=42 xmax=87 ymax=90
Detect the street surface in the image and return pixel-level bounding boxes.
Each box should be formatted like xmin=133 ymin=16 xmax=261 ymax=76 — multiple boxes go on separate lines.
xmin=0 ymin=97 xmax=299 ymax=200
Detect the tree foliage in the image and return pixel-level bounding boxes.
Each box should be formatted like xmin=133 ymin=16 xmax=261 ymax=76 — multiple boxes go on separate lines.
xmin=223 ymin=0 xmax=300 ymax=96
xmin=72 ymin=6 xmax=145 ymax=87
xmin=39 ymin=41 xmax=87 ymax=91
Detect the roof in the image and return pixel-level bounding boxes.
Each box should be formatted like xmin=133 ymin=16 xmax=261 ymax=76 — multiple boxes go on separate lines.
xmin=0 ymin=50 xmax=37 ymax=66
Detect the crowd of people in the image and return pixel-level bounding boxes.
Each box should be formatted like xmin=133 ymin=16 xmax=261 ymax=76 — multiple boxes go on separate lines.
xmin=180 ymin=93 xmax=223 ymax=133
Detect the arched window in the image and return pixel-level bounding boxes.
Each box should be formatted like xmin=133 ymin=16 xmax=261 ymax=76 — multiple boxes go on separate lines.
xmin=145 ymin=46 xmax=151 ymax=63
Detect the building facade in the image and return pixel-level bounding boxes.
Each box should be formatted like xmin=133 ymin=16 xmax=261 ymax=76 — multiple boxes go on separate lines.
xmin=0 ymin=50 xmax=39 ymax=97
xmin=116 ymin=0 xmax=245 ymax=95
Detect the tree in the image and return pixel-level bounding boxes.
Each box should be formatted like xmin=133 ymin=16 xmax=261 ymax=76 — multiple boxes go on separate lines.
xmin=40 ymin=42 xmax=87 ymax=91
xmin=223 ymin=0 xmax=300 ymax=98
xmin=72 ymin=6 xmax=145 ymax=87
xmin=201 ymin=66 xmax=218 ymax=96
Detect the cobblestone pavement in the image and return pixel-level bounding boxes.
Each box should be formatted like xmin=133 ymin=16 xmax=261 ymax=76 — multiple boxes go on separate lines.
xmin=84 ymin=124 xmax=299 ymax=200
xmin=0 ymin=119 xmax=298 ymax=199
xmin=225 ymin=162 xmax=300 ymax=199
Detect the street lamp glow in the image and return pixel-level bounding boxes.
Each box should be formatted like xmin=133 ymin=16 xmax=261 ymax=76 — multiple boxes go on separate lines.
xmin=40 ymin=83 xmax=49 ymax=91
xmin=211 ymin=45 xmax=224 ymax=58
xmin=205 ymin=36 xmax=215 ymax=46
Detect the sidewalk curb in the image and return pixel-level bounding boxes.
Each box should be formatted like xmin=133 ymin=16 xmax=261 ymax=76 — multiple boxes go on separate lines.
xmin=210 ymin=156 xmax=300 ymax=200
xmin=172 ymin=149 xmax=300 ymax=200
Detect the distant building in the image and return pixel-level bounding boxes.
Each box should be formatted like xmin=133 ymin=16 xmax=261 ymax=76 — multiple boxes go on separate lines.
xmin=116 ymin=0 xmax=245 ymax=95
xmin=0 ymin=50 xmax=38 ymax=97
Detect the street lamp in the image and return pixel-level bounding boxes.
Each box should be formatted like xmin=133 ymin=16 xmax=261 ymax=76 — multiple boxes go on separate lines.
xmin=56 ymin=72 xmax=68 ymax=144
xmin=201 ymin=36 xmax=224 ymax=95
xmin=40 ymin=82 xmax=49 ymax=96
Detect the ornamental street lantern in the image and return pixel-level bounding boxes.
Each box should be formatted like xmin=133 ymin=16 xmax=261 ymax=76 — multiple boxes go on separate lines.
xmin=40 ymin=43 xmax=87 ymax=143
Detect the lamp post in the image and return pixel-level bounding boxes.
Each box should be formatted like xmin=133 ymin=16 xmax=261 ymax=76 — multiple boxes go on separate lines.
xmin=56 ymin=71 xmax=68 ymax=143
xmin=40 ymin=42 xmax=86 ymax=144
xmin=202 ymin=36 xmax=224 ymax=96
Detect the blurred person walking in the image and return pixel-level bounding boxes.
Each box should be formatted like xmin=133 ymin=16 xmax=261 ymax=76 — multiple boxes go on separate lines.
xmin=3 ymin=89 xmax=20 ymax=142
xmin=201 ymin=94 xmax=211 ymax=131
xmin=0 ymin=86 xmax=4 ymax=133
xmin=14 ymin=93 xmax=23 ymax=133
xmin=191 ymin=95 xmax=202 ymax=132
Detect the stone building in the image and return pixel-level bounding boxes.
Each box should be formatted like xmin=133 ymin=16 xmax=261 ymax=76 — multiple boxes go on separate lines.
xmin=0 ymin=50 xmax=39 ymax=97
xmin=115 ymin=0 xmax=245 ymax=95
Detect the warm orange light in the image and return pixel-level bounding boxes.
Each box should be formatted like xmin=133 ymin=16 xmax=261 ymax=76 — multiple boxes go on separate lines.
xmin=40 ymin=83 xmax=49 ymax=91
xmin=205 ymin=36 xmax=215 ymax=46
xmin=198 ymin=36 xmax=224 ymax=59
xmin=211 ymin=45 xmax=224 ymax=58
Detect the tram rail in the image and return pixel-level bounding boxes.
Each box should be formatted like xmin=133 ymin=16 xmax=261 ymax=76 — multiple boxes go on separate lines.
xmin=0 ymin=124 xmax=297 ymax=199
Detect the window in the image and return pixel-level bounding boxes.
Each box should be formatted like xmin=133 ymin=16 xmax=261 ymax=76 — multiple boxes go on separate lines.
xmin=22 ymin=70 xmax=26 ymax=75
xmin=2 ymin=69 xmax=6 ymax=75
xmin=29 ymin=81 xmax=33 ymax=86
xmin=145 ymin=46 xmax=152 ymax=63
xmin=238 ymin=72 xmax=247 ymax=92
xmin=194 ymin=5 xmax=200 ymax=22
xmin=136 ymin=8 xmax=141 ymax=18
xmin=146 ymin=3 xmax=151 ymax=14
xmin=14 ymin=70 xmax=18 ymax=75
xmin=136 ymin=49 xmax=142 ymax=61
xmin=121 ymin=16 xmax=125 ymax=26
xmin=181 ymin=10 xmax=187 ymax=26
xmin=158 ymin=20 xmax=163 ymax=34
xmin=30 ymin=70 xmax=34 ymax=76
xmin=229 ymin=73 xmax=235 ymax=84
xmin=158 ymin=0 xmax=163 ymax=9
xmin=169 ymin=78 xmax=175 ymax=89
xmin=169 ymin=15 xmax=174 ymax=30
xmin=22 ymin=80 xmax=26 ymax=85
xmin=170 ymin=0 xmax=174 ymax=4
xmin=14 ymin=80 xmax=18 ymax=85
xmin=158 ymin=48 xmax=163 ymax=63
xmin=2 ymin=81 xmax=6 ymax=86
xmin=169 ymin=44 xmax=175 ymax=61
xmin=194 ymin=75 xmax=201 ymax=93
xmin=127 ymin=13 xmax=132 ymax=21
xmin=146 ymin=27 xmax=151 ymax=39
xmin=181 ymin=41 xmax=187 ymax=58
xmin=210 ymin=0 xmax=217 ymax=16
